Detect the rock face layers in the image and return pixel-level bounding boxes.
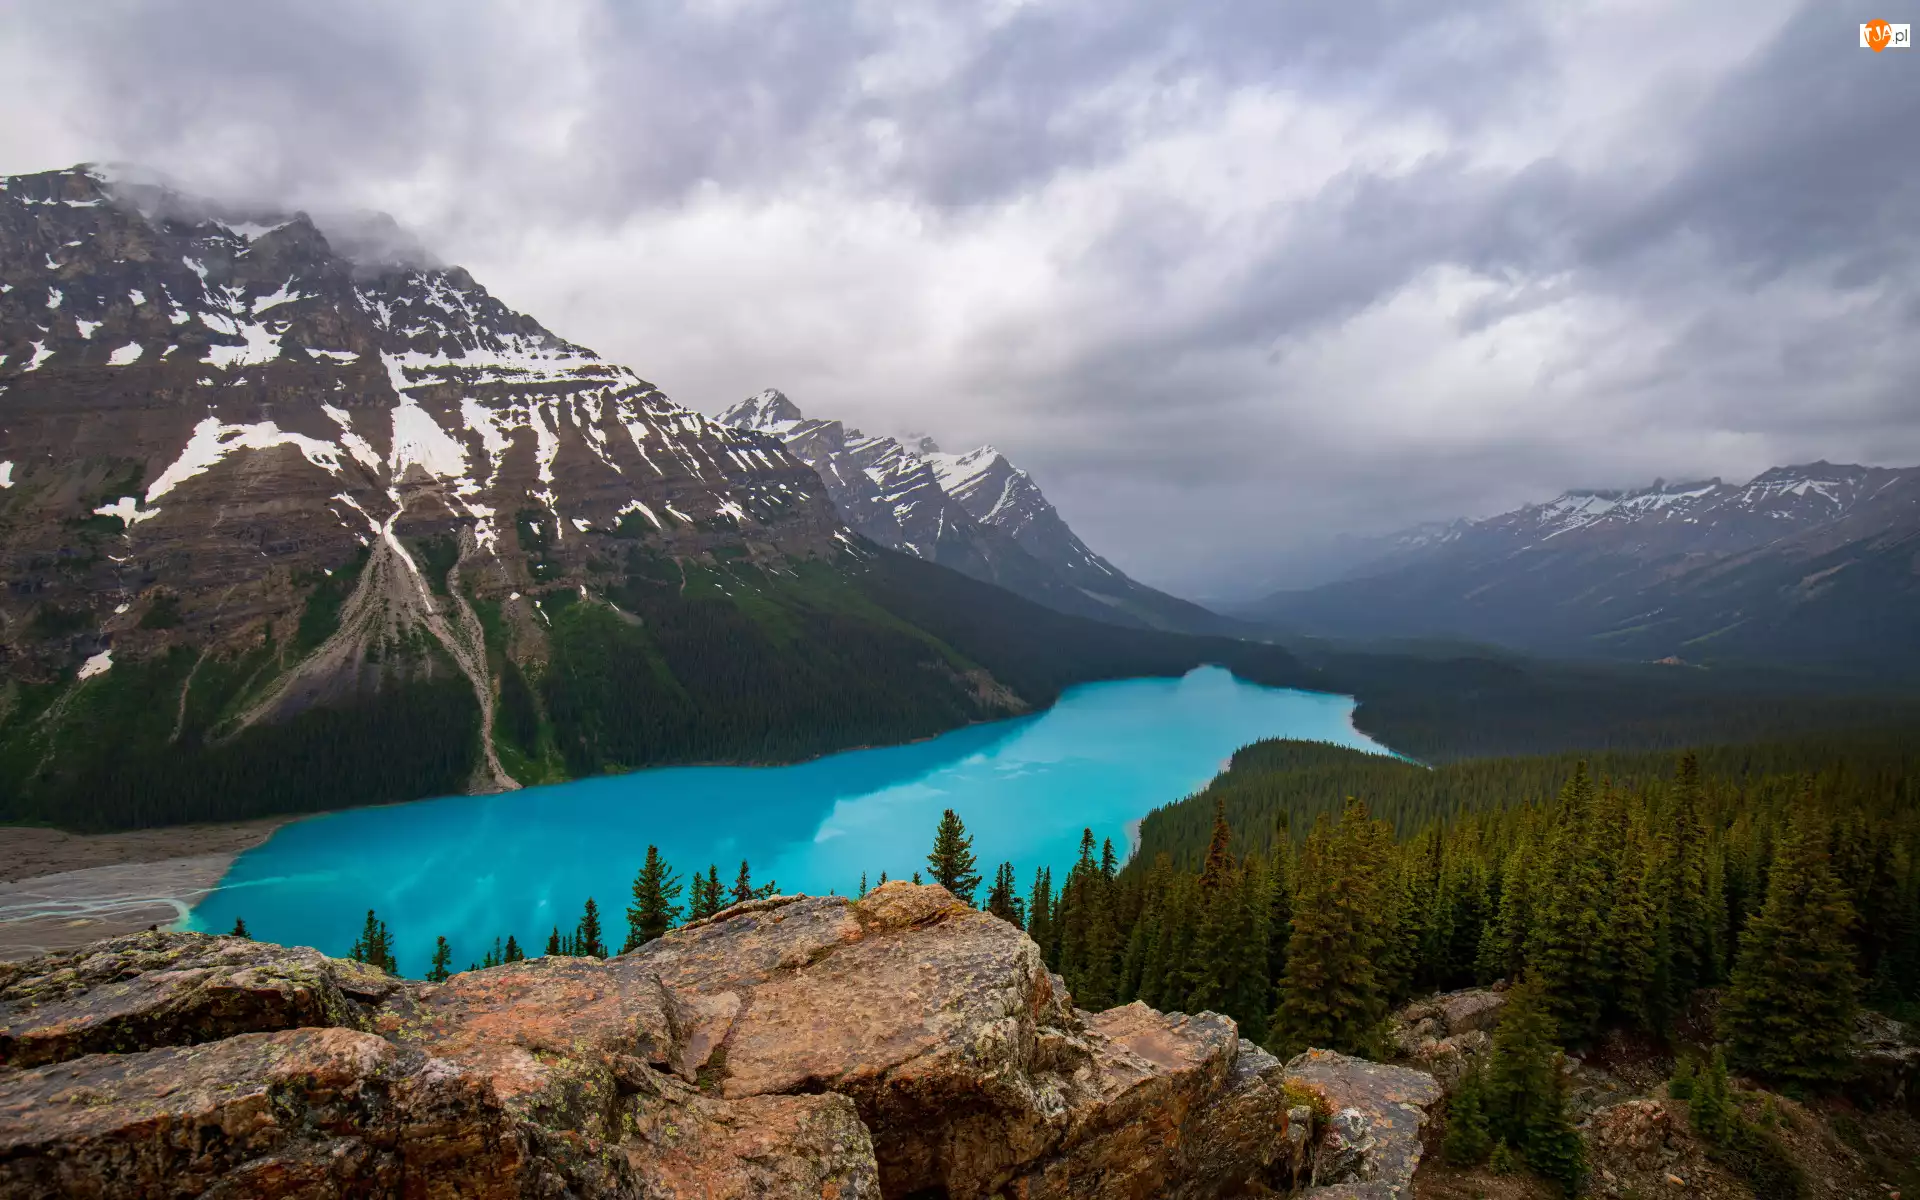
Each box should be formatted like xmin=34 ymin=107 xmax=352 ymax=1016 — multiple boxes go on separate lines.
xmin=0 ymin=883 xmax=1428 ymax=1198
xmin=1 ymin=166 xmax=837 ymax=682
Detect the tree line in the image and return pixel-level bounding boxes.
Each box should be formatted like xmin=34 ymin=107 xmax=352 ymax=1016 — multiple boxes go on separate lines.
xmin=241 ymin=732 xmax=1913 ymax=1196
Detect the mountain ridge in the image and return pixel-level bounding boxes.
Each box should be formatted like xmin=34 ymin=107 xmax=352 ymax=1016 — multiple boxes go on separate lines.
xmin=719 ymin=389 xmax=1233 ymax=635
xmin=1248 ymin=459 xmax=1920 ymax=675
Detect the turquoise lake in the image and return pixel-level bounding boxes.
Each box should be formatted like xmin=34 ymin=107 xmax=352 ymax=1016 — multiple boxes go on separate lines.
xmin=185 ymin=667 xmax=1397 ymax=975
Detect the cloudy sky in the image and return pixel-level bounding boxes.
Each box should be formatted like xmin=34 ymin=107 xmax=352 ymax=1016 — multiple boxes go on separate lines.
xmin=2 ymin=0 xmax=1916 ymax=595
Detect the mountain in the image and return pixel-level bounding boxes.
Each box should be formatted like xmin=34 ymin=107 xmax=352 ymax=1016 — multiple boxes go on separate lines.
xmin=0 ymin=164 xmax=1311 ymax=830
xmin=1246 ymin=462 xmax=1920 ymax=676
xmin=720 ymin=390 xmax=1230 ymax=634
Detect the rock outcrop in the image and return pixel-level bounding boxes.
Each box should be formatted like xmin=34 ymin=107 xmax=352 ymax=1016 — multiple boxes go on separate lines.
xmin=1282 ymin=1050 xmax=1443 ymax=1199
xmin=0 ymin=883 xmax=1438 ymax=1198
xmin=1389 ymin=985 xmax=1505 ymax=1088
xmin=1855 ymin=1009 xmax=1920 ymax=1108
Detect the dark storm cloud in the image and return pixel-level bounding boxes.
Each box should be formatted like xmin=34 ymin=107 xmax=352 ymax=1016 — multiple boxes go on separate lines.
xmin=2 ymin=0 xmax=1915 ymax=596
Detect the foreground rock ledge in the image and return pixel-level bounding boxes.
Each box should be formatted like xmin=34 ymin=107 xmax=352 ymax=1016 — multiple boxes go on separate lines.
xmin=0 ymin=882 xmax=1438 ymax=1198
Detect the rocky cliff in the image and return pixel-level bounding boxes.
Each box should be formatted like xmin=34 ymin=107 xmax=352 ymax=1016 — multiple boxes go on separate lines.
xmin=0 ymin=882 xmax=1441 ymax=1198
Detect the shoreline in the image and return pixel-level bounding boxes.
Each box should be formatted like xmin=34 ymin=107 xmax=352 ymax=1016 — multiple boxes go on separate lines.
xmin=0 ymin=818 xmax=286 ymax=960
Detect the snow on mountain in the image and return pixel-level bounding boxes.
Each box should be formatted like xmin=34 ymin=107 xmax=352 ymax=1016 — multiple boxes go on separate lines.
xmin=720 ymin=390 xmax=1231 ymax=634
xmin=0 ymin=163 xmax=841 ymax=719
xmin=1252 ymin=459 xmax=1920 ymax=674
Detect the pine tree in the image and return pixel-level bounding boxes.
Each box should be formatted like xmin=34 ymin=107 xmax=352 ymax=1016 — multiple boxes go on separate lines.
xmin=427 ymin=935 xmax=453 ymax=982
xmin=1184 ymin=819 xmax=1244 ymax=1016
xmin=732 ymin=860 xmax=756 ymax=905
xmin=927 ymin=809 xmax=982 ymax=903
xmin=1667 ymin=1055 xmax=1696 ymax=1099
xmin=576 ymin=897 xmax=607 ymax=958
xmin=688 ymin=864 xmax=724 ymax=921
xmin=1079 ymin=865 xmax=1120 ymax=1009
xmin=1688 ymin=1047 xmax=1734 ymax=1144
xmin=481 ymin=936 xmax=503 ymax=969
xmin=1605 ymin=820 xmax=1667 ymax=1032
xmin=1027 ymin=866 xmax=1057 ymax=968
xmin=1266 ymin=835 xmax=1293 ymax=993
xmin=1483 ymin=977 xmax=1585 ymax=1195
xmin=504 ymin=934 xmax=523 ymax=963
xmin=1477 ymin=836 xmax=1534 ymax=982
xmin=1525 ymin=764 xmax=1607 ymax=1039
xmin=1443 ymin=1059 xmax=1494 ymax=1166
xmin=1721 ymin=803 xmax=1862 ymax=1085
xmin=985 ymin=861 xmax=1025 ymax=928
xmin=349 ymin=909 xmax=397 ymax=974
xmin=625 ymin=846 xmax=685 ymax=952
xmin=546 ymin=926 xmax=562 ymax=956
xmin=1197 ymin=800 xmax=1235 ymax=888
xmin=1665 ymin=752 xmax=1716 ymax=995
xmin=858 ymin=871 xmax=868 ymax=898
xmin=1232 ymin=853 xmax=1274 ymax=1042
xmin=230 ymin=917 xmax=249 ymax=939
xmin=1268 ymin=802 xmax=1388 ymax=1057
xmin=1056 ymin=830 xmax=1100 ymax=995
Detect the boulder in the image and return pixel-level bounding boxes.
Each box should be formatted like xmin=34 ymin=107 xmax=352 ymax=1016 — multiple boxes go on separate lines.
xmin=1854 ymin=1010 xmax=1919 ymax=1108
xmin=1002 ymin=1004 xmax=1288 ymax=1199
xmin=1283 ymin=1049 xmax=1442 ymax=1198
xmin=1436 ymin=988 xmax=1506 ymax=1035
xmin=0 ymin=929 xmax=395 ymax=1069
xmin=0 ymin=1026 xmax=537 ymax=1199
xmin=0 ymin=884 xmax=1301 ymax=1199
xmin=1387 ymin=987 xmax=1505 ymax=1091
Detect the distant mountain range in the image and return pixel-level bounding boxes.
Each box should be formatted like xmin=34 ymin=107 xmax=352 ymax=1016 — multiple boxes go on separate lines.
xmin=1244 ymin=461 xmax=1920 ymax=676
xmin=0 ymin=163 xmax=1303 ymax=829
xmin=721 ymin=390 xmax=1230 ymax=635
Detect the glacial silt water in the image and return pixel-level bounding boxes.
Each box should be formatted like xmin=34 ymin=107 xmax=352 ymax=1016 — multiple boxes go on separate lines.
xmin=185 ymin=667 xmax=1396 ymax=974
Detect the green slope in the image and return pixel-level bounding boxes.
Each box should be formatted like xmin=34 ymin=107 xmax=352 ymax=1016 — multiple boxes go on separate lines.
xmin=0 ymin=546 xmax=1321 ymax=831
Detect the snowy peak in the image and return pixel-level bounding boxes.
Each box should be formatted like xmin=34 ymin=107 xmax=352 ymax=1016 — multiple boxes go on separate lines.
xmin=724 ymin=388 xmax=805 ymax=432
xmin=1350 ymin=460 xmax=1920 ymax=577
xmin=718 ymin=391 xmax=1229 ymax=634
xmin=0 ymin=163 xmax=843 ymax=677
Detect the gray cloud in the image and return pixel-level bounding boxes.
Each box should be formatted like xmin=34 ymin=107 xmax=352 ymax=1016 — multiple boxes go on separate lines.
xmin=2 ymin=0 xmax=1916 ymax=598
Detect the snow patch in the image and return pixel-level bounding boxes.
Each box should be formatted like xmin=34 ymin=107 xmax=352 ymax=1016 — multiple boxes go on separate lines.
xmin=94 ymin=495 xmax=161 ymax=525
xmin=78 ymin=650 xmax=113 ymax=680
xmin=390 ymin=399 xmax=471 ymax=481
xmin=75 ymin=317 xmax=100 ymax=339
xmin=0 ymin=461 xmax=12 ymax=488
xmin=107 ymin=343 xmax=142 ymax=367
xmin=203 ymin=315 xmax=280 ymax=368
xmin=321 ymin=405 xmax=383 ymax=472
xmin=618 ymin=499 xmax=662 ymax=528
xmin=146 ymin=416 xmax=350 ymax=502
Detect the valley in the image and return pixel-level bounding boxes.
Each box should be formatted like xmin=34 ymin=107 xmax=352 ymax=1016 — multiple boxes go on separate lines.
xmin=2 ymin=154 xmax=1918 ymax=1200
